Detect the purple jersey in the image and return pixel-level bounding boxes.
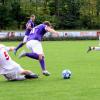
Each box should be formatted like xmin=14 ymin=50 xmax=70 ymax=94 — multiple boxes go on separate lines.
xmin=25 ymin=19 xmax=35 ymax=36
xmin=27 ymin=24 xmax=47 ymax=41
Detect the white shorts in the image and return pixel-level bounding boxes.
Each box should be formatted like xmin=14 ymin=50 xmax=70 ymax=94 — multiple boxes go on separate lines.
xmin=3 ymin=66 xmax=25 ymax=81
xmin=26 ymin=40 xmax=44 ymax=55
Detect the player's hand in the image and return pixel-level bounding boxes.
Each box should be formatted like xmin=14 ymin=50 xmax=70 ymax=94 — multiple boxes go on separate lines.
xmin=14 ymin=49 xmax=17 ymax=55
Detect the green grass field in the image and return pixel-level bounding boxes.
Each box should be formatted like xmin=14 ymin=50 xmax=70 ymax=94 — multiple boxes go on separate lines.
xmin=0 ymin=40 xmax=100 ymax=100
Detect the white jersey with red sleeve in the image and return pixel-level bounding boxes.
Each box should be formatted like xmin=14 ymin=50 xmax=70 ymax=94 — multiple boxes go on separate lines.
xmin=0 ymin=45 xmax=20 ymax=74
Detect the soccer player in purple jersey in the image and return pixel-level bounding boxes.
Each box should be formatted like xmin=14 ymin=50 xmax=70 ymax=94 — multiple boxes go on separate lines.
xmin=19 ymin=21 xmax=59 ymax=76
xmin=14 ymin=14 xmax=35 ymax=55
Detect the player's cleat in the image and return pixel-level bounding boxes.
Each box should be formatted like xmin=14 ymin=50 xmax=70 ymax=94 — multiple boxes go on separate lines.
xmin=25 ymin=73 xmax=38 ymax=79
xmin=42 ymin=70 xmax=50 ymax=76
xmin=18 ymin=50 xmax=26 ymax=58
xmin=87 ymin=46 xmax=92 ymax=53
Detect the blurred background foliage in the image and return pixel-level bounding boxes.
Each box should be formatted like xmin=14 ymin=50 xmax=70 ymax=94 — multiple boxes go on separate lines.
xmin=0 ymin=0 xmax=100 ymax=30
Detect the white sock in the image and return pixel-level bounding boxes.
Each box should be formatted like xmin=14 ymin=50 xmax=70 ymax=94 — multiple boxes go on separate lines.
xmin=16 ymin=75 xmax=26 ymax=81
xmin=92 ymin=47 xmax=100 ymax=51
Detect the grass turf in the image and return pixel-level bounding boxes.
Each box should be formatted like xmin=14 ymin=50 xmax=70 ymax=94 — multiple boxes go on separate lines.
xmin=0 ymin=41 xmax=100 ymax=100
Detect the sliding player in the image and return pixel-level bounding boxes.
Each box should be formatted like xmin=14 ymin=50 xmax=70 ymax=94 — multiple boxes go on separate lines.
xmin=19 ymin=21 xmax=59 ymax=76
xmin=14 ymin=14 xmax=36 ymax=55
xmin=0 ymin=44 xmax=38 ymax=81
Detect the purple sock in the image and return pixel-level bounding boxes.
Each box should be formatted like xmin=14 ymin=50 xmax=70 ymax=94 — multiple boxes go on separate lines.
xmin=25 ymin=53 xmax=39 ymax=60
xmin=39 ymin=57 xmax=46 ymax=71
xmin=15 ymin=42 xmax=24 ymax=51
xmin=25 ymin=53 xmax=46 ymax=71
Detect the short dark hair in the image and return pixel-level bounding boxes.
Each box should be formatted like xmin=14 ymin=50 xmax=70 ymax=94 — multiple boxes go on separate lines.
xmin=43 ymin=21 xmax=51 ymax=27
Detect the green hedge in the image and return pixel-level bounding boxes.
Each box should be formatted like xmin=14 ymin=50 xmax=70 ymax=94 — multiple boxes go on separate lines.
xmin=0 ymin=36 xmax=98 ymax=42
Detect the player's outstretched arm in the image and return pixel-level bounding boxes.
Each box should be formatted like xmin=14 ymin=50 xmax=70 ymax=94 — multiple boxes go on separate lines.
xmin=45 ymin=26 xmax=59 ymax=37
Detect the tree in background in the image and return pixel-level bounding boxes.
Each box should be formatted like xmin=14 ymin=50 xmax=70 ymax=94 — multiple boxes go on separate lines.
xmin=0 ymin=0 xmax=5 ymax=5
xmin=95 ymin=0 xmax=100 ymax=28
xmin=61 ymin=0 xmax=81 ymax=29
xmin=48 ymin=0 xmax=81 ymax=29
xmin=79 ymin=0 xmax=100 ymax=29
xmin=0 ymin=4 xmax=14 ymax=29
xmin=10 ymin=1 xmax=23 ymax=29
xmin=0 ymin=0 xmax=99 ymax=30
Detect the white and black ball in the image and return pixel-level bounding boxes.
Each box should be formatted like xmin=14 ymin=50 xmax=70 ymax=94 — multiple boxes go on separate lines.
xmin=62 ymin=69 xmax=71 ymax=79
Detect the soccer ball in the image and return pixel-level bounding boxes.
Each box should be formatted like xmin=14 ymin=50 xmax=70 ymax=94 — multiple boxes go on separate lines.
xmin=62 ymin=69 xmax=71 ymax=79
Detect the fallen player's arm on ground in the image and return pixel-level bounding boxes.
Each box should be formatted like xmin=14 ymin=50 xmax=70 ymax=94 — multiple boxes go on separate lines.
xmin=7 ymin=47 xmax=15 ymax=51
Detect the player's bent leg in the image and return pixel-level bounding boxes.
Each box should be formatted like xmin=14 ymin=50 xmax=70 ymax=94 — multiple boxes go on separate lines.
xmin=20 ymin=70 xmax=38 ymax=79
xmin=19 ymin=51 xmax=39 ymax=60
xmin=3 ymin=72 xmax=25 ymax=81
xmin=4 ymin=66 xmax=38 ymax=81
xmin=25 ymin=52 xmax=39 ymax=60
xmin=39 ymin=55 xmax=45 ymax=71
xmin=38 ymin=55 xmax=50 ymax=76
xmin=25 ymin=74 xmax=38 ymax=79
xmin=18 ymin=50 xmax=26 ymax=58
